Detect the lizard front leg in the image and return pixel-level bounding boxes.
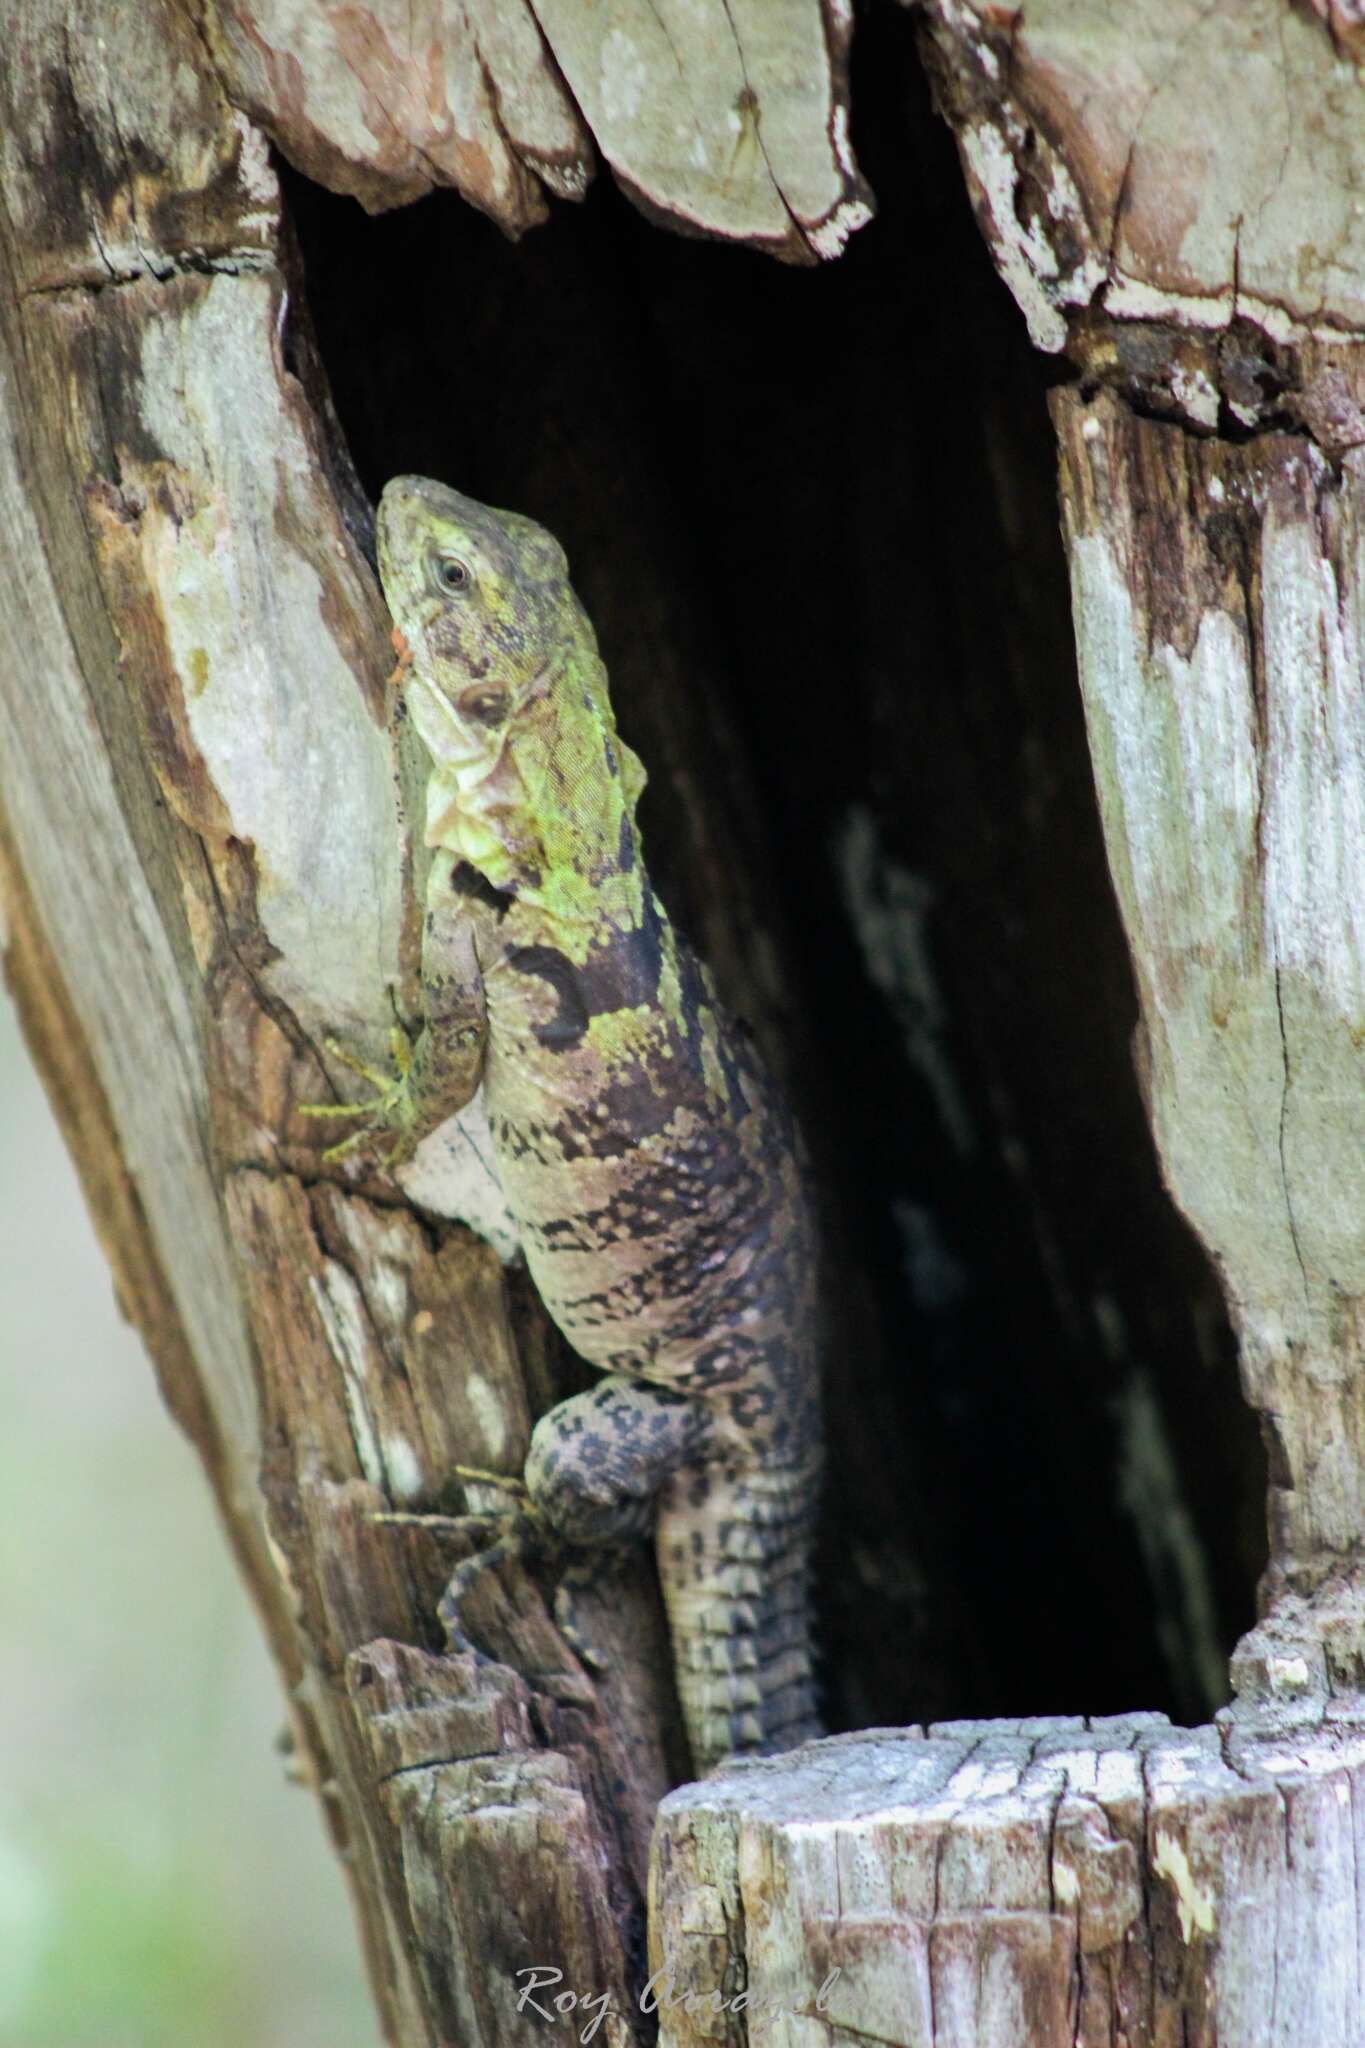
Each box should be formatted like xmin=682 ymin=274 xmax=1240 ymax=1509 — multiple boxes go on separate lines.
xmin=303 ymin=849 xmax=487 ymax=1165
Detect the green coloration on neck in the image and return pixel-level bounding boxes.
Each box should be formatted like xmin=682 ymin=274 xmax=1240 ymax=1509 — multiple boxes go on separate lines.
xmin=377 ymin=474 xmax=648 ymax=961
xmin=420 ymin=630 xmax=648 ymax=954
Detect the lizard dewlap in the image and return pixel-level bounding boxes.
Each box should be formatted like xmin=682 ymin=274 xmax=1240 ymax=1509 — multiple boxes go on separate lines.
xmin=323 ymin=473 xmax=823 ymax=1772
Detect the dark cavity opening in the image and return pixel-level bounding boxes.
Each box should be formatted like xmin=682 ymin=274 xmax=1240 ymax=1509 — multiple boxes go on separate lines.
xmin=280 ymin=1 xmax=1264 ymax=1731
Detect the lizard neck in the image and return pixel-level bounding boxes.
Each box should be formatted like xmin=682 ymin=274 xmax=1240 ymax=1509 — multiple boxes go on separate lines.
xmin=419 ymin=639 xmax=649 ymax=964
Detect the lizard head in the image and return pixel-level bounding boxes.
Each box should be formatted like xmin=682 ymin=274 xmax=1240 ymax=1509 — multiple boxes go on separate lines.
xmin=378 ymin=475 xmax=647 ymax=936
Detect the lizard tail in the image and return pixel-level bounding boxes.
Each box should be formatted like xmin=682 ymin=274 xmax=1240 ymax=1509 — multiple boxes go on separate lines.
xmin=655 ymin=1458 xmax=822 ymax=1774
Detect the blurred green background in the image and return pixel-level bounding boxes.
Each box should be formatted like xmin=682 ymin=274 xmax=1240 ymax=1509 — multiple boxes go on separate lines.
xmin=0 ymin=988 xmax=375 ymax=2048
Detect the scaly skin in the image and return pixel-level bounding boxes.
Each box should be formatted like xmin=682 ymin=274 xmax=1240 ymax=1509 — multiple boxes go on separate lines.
xmin=325 ymin=475 xmax=822 ymax=1771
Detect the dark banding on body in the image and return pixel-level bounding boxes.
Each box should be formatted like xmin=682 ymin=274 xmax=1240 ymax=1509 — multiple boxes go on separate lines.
xmin=506 ymin=944 xmax=591 ymax=1048
xmin=500 ymin=893 xmax=667 ymax=1055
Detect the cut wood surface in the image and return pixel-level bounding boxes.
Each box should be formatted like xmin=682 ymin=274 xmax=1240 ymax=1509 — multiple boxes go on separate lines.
xmin=653 ymin=1707 xmax=1365 ymax=2048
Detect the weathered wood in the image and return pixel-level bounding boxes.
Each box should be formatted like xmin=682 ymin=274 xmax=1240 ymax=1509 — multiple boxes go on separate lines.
xmin=1054 ymin=388 xmax=1365 ymax=1701
xmin=527 ymin=0 xmax=871 ymax=258
xmin=918 ymin=0 xmax=1365 ymax=450
xmin=200 ymin=0 xmax=593 ymax=227
xmin=652 ymin=1708 xmax=1365 ymax=2048
xmin=200 ymin=0 xmax=872 ymax=258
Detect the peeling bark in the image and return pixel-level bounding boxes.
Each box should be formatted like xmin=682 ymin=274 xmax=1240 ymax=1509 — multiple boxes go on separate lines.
xmin=1054 ymin=388 xmax=1365 ymax=1697
xmin=198 ymin=0 xmax=594 ymax=227
xmin=917 ymin=0 xmax=1365 ymax=449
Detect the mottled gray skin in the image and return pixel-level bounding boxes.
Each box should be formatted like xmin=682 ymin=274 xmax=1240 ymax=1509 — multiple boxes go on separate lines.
xmin=342 ymin=476 xmax=822 ymax=1770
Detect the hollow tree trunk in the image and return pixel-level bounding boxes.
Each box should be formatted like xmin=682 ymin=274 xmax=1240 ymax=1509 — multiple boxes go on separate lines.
xmin=5 ymin=0 xmax=1358 ymax=2043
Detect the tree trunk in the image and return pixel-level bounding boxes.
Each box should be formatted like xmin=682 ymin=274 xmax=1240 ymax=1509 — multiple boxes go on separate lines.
xmin=5 ymin=0 xmax=1354 ymax=2041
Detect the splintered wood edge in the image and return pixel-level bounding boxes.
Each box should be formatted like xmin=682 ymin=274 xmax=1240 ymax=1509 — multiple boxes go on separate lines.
xmin=650 ymin=1712 xmax=1365 ymax=2048
xmin=198 ymin=0 xmax=872 ymax=259
xmin=919 ymin=0 xmax=1365 ymax=448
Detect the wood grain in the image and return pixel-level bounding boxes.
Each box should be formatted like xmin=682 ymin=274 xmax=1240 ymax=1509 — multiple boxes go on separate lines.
xmin=1055 ymin=387 xmax=1365 ymax=1703
xmin=654 ymin=1710 xmax=1365 ymax=2048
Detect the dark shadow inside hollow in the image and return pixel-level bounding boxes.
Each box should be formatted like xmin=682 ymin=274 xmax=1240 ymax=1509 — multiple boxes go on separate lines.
xmin=279 ymin=0 xmax=1265 ymax=1734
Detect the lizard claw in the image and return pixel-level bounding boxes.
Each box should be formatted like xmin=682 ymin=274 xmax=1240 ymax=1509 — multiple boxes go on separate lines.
xmin=452 ymin=1463 xmax=530 ymax=1503
xmin=453 ymin=1473 xmax=610 ymax=1674
xmin=553 ymin=1560 xmax=612 ymax=1673
xmin=437 ymin=1515 xmax=542 ymax=1658
xmin=298 ymin=1024 xmax=419 ymax=1165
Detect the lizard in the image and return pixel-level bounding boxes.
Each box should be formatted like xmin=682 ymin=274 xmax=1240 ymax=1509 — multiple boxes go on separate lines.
xmin=307 ymin=474 xmax=822 ymax=1772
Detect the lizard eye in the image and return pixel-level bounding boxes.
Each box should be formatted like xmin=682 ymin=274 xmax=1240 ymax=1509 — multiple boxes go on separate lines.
xmin=432 ymin=554 xmax=472 ymax=595
xmin=459 ymin=685 xmax=509 ymax=726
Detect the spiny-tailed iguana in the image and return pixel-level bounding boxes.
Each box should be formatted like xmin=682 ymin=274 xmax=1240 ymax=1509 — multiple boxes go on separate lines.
xmin=310 ymin=474 xmax=822 ymax=1772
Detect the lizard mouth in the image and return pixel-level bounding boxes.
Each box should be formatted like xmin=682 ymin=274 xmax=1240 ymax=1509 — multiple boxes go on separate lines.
xmin=408 ymin=672 xmax=492 ymax=767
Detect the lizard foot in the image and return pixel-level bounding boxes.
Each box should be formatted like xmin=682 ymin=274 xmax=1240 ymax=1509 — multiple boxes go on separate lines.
xmin=373 ymin=1472 xmax=610 ymax=1676
xmin=437 ymin=1511 xmax=544 ymax=1658
xmin=427 ymin=1464 xmax=542 ymax=1659
xmin=369 ymin=1507 xmax=511 ymax=1667
xmin=441 ymin=1469 xmax=609 ymax=1675
xmin=298 ymin=1024 xmax=418 ymax=1167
